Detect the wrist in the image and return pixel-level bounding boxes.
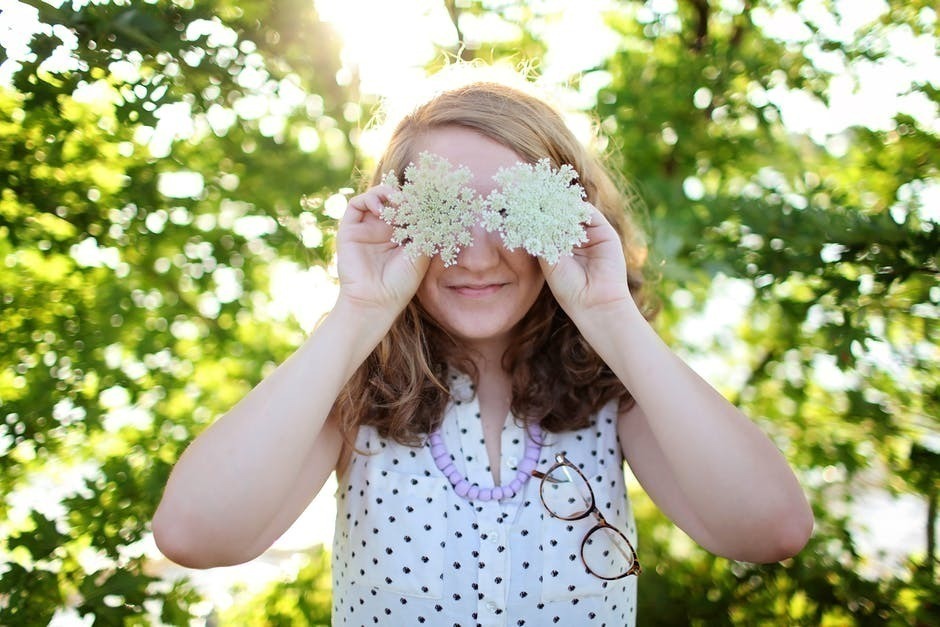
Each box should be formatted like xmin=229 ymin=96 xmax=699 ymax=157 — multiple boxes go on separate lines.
xmin=573 ymin=296 xmax=666 ymax=389
xmin=330 ymin=293 xmax=403 ymax=332
xmin=305 ymin=297 xmax=394 ymax=350
xmin=297 ymin=297 xmax=401 ymax=386
xmin=568 ymin=297 xmax=652 ymax=363
xmin=567 ymin=296 xmax=645 ymax=336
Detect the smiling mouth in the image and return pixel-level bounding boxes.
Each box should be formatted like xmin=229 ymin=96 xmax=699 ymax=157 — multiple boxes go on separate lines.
xmin=451 ymin=283 xmax=505 ymax=297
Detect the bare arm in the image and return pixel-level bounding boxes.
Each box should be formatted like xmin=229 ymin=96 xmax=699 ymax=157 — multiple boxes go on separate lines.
xmin=614 ymin=358 xmax=812 ymax=563
xmin=544 ymin=207 xmax=813 ymax=562
xmin=152 ymin=185 xmax=427 ymax=568
xmin=151 ymin=303 xmax=389 ymax=568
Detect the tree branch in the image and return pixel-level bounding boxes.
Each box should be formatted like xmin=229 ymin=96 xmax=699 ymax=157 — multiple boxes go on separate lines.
xmin=444 ymin=0 xmax=473 ymax=61
xmin=730 ymin=0 xmax=753 ymax=50
xmin=687 ymin=0 xmax=710 ymax=53
xmin=927 ymin=486 xmax=936 ymax=579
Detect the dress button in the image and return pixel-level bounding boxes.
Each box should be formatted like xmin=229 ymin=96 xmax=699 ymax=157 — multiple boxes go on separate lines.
xmin=486 ymin=601 xmax=498 ymax=612
xmin=506 ymin=456 xmax=518 ymax=469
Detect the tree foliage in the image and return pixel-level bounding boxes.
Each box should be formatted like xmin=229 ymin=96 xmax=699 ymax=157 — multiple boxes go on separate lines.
xmin=589 ymin=1 xmax=939 ymax=623
xmin=218 ymin=546 xmax=332 ymax=626
xmin=1 ymin=0 xmax=358 ymax=622
xmin=1 ymin=0 xmax=937 ymax=624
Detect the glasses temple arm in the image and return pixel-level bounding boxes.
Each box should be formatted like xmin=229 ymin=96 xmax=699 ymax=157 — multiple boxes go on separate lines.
xmin=531 ymin=469 xmax=565 ymax=484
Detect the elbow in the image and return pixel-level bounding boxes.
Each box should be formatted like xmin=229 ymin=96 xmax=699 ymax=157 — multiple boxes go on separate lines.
xmin=773 ymin=502 xmax=815 ymax=560
xmin=152 ymin=505 xmax=254 ymax=570
xmin=752 ymin=499 xmax=815 ymax=563
xmin=708 ymin=497 xmax=814 ymax=564
xmin=152 ymin=508 xmax=211 ymax=569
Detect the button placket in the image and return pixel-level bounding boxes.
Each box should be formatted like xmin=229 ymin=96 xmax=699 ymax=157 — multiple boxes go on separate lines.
xmin=476 ymin=500 xmax=508 ymax=627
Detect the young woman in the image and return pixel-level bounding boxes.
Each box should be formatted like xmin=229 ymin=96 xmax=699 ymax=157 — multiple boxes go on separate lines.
xmin=153 ymin=77 xmax=813 ymax=626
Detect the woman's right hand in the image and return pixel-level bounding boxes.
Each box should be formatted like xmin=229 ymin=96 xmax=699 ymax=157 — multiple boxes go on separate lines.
xmin=153 ymin=184 xmax=426 ymax=569
xmin=335 ymin=184 xmax=429 ymax=317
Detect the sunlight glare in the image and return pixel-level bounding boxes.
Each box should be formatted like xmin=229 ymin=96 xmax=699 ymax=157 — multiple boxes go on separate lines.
xmin=315 ymin=0 xmax=454 ymax=98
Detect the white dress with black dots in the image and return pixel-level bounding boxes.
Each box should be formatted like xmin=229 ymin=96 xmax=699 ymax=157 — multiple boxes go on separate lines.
xmin=332 ymin=373 xmax=638 ymax=626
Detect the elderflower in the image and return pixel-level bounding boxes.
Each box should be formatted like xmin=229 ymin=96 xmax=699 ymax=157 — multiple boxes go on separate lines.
xmin=381 ymin=152 xmax=482 ymax=266
xmin=482 ymin=159 xmax=592 ymax=264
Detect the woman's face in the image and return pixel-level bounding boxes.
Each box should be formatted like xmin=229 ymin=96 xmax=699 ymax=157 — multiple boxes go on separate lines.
xmin=412 ymin=126 xmax=545 ymax=356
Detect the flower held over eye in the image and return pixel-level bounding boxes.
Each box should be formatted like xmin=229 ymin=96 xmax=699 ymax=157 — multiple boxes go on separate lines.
xmin=381 ymin=152 xmax=482 ymax=267
xmin=481 ymin=159 xmax=592 ymax=264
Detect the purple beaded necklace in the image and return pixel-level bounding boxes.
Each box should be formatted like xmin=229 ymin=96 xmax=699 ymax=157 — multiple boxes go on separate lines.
xmin=429 ymin=422 xmax=543 ymax=502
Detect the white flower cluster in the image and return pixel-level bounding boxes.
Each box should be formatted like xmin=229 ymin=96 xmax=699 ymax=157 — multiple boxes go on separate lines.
xmin=482 ymin=159 xmax=592 ymax=264
xmin=381 ymin=154 xmax=591 ymax=265
xmin=381 ymin=152 xmax=481 ymax=267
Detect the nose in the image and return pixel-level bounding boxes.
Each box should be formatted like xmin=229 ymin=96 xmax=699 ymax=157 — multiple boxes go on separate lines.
xmin=456 ymin=222 xmax=501 ymax=270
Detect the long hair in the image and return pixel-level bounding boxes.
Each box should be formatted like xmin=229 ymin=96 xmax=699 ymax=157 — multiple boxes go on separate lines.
xmin=333 ymin=79 xmax=655 ymax=447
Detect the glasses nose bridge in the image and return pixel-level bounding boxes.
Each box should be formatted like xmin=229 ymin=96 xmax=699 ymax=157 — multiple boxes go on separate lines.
xmin=589 ymin=505 xmax=609 ymax=527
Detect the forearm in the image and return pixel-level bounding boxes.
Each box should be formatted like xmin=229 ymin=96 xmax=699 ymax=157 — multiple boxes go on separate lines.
xmin=152 ymin=298 xmax=394 ymax=564
xmin=574 ymin=300 xmax=812 ymax=558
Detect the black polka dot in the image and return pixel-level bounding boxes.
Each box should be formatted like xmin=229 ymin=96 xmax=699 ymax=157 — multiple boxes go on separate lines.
xmin=332 ymin=402 xmax=636 ymax=624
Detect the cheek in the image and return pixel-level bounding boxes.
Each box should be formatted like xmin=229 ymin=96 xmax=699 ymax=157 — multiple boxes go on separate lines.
xmin=516 ymin=265 xmax=546 ymax=313
xmin=519 ymin=261 xmax=545 ymax=297
xmin=415 ymin=263 xmax=446 ymax=310
xmin=525 ymin=279 xmax=546 ymax=310
xmin=415 ymin=282 xmax=438 ymax=316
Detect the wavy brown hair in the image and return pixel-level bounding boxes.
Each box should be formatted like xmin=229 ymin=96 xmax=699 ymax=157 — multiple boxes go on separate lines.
xmin=333 ymin=79 xmax=655 ymax=447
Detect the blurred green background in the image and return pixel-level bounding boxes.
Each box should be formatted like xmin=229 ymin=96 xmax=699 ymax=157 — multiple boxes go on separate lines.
xmin=0 ymin=0 xmax=937 ymax=624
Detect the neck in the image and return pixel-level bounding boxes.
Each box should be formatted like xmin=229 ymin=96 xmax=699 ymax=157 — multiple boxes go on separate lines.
xmin=464 ymin=336 xmax=510 ymax=376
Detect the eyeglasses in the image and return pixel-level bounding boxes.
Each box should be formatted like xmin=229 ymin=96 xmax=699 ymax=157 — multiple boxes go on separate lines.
xmin=532 ymin=453 xmax=642 ymax=580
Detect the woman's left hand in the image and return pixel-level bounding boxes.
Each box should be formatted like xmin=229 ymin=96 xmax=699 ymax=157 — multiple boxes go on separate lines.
xmin=540 ymin=205 xmax=634 ymax=320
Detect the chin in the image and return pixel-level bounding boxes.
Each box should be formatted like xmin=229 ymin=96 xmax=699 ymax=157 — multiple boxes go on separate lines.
xmin=442 ymin=318 xmax=516 ymax=346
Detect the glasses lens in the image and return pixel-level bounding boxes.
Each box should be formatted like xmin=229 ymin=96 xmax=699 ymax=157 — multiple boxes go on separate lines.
xmin=583 ymin=526 xmax=636 ymax=579
xmin=541 ymin=464 xmax=593 ymax=519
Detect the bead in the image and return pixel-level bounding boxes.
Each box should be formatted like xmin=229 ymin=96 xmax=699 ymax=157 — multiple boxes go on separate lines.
xmin=454 ymin=479 xmax=471 ymax=497
xmin=518 ymin=457 xmax=537 ymax=474
xmin=528 ymin=426 xmax=544 ymax=444
xmin=428 ymin=422 xmax=543 ymax=503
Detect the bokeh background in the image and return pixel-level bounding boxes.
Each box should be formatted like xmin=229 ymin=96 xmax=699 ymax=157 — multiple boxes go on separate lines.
xmin=0 ymin=0 xmax=937 ymax=624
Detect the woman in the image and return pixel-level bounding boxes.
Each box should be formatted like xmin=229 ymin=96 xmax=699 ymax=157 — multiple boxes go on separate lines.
xmin=153 ymin=76 xmax=813 ymax=625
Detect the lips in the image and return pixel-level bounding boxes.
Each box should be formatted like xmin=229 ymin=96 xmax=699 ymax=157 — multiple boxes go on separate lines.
xmin=450 ymin=283 xmax=506 ymax=297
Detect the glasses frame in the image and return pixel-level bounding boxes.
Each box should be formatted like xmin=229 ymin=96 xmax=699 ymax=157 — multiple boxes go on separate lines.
xmin=533 ymin=452 xmax=642 ymax=580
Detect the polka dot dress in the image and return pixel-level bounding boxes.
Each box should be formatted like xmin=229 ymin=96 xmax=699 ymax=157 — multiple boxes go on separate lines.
xmin=332 ymin=373 xmax=637 ymax=626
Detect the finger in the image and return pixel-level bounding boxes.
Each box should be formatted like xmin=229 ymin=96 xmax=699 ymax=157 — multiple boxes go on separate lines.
xmin=583 ymin=203 xmax=607 ymax=228
xmin=346 ymin=194 xmax=382 ymax=218
xmin=578 ymin=206 xmax=619 ymax=246
xmin=339 ymin=199 xmax=367 ymax=229
xmin=371 ymin=184 xmax=399 ymax=202
xmin=537 ymin=255 xmax=559 ymax=279
xmin=344 ymin=194 xmax=390 ymax=229
xmin=358 ymin=184 xmax=401 ymax=217
xmin=405 ymin=250 xmax=432 ymax=279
